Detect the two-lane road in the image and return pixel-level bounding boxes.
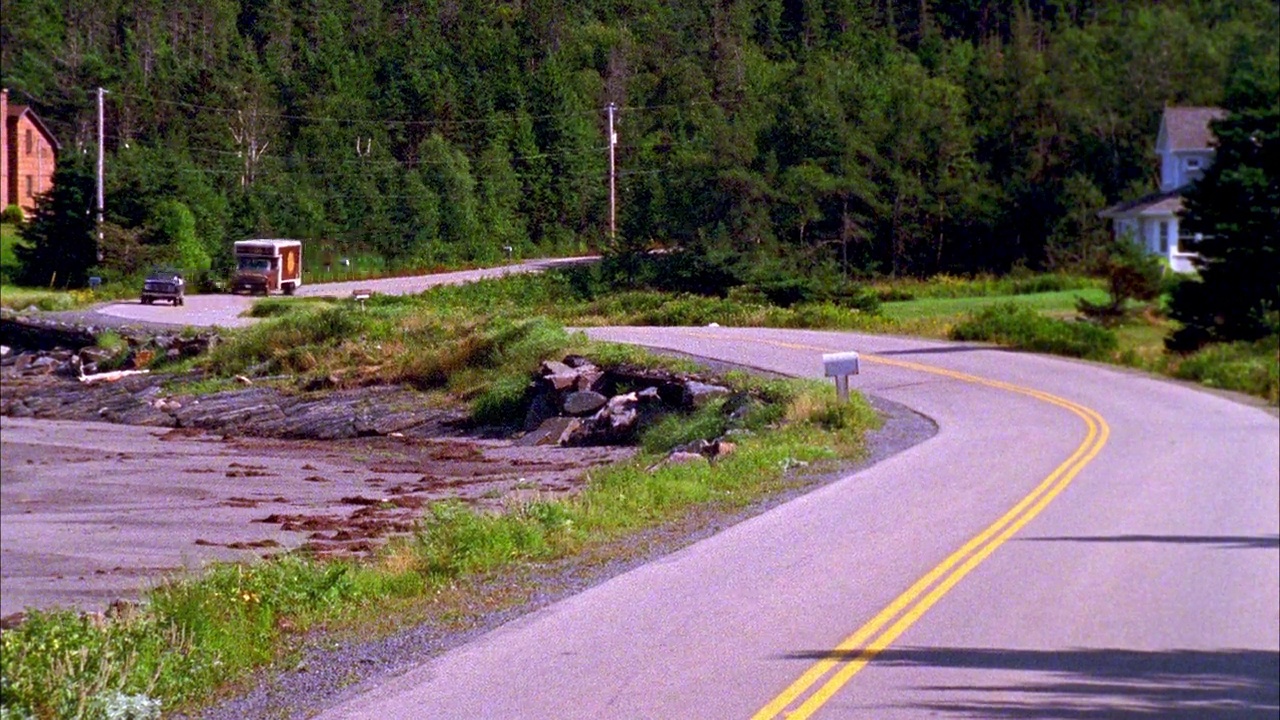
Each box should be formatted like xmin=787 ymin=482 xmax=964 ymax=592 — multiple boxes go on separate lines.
xmin=92 ymin=256 xmax=595 ymax=328
xmin=315 ymin=326 xmax=1278 ymax=719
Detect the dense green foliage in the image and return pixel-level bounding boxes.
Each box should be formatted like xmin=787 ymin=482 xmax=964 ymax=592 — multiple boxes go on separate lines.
xmin=13 ymin=155 xmax=98 ymax=287
xmin=2 ymin=1 xmax=1275 ymax=287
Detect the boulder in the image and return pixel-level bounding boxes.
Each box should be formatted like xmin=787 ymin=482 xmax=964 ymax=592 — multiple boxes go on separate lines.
xmin=24 ymin=356 xmax=58 ymax=375
xmin=659 ymin=451 xmax=708 ymax=468
xmin=683 ymin=381 xmax=731 ymax=408
xmin=523 ymin=390 xmax=559 ymax=431
xmin=546 ymin=372 xmax=579 ymax=391
xmin=562 ymin=390 xmax=608 ymax=416
xmin=517 ymin=417 xmax=583 ymax=447
xmin=540 ymin=360 xmax=574 ymax=376
xmin=710 ymin=439 xmax=737 ymax=458
xmin=575 ymin=368 xmax=604 ymax=392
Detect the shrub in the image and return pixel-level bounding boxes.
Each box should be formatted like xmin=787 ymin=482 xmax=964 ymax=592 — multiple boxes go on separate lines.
xmin=1077 ymin=236 xmax=1163 ymax=326
xmin=0 ymin=204 xmax=24 ymax=224
xmin=950 ymin=303 xmax=1118 ymax=360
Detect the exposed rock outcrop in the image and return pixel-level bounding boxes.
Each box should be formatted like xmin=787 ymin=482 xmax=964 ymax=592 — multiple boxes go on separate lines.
xmin=518 ymin=356 xmax=737 ymax=451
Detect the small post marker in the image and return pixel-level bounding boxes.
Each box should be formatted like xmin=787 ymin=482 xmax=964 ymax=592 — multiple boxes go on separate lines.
xmin=822 ymin=351 xmax=861 ymax=401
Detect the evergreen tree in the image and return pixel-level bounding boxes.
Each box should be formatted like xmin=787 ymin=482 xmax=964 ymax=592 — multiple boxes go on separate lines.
xmin=16 ymin=156 xmax=98 ymax=288
xmin=1167 ymin=105 xmax=1279 ymax=349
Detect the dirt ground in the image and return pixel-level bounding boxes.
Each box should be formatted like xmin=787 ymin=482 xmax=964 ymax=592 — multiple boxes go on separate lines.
xmin=0 ymin=416 xmax=631 ymax=618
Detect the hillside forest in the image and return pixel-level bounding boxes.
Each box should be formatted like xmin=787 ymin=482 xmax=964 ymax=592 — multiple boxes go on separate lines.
xmin=1 ymin=0 xmax=1277 ymax=285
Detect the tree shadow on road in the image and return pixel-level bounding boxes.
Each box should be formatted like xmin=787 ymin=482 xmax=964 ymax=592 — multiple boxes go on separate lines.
xmin=781 ymin=646 xmax=1279 ymax=719
xmin=871 ymin=345 xmax=1001 ymax=357
xmin=1020 ymin=534 xmax=1280 ymax=550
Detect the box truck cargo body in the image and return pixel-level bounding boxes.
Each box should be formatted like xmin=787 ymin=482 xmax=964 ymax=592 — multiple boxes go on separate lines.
xmin=232 ymin=240 xmax=303 ymax=295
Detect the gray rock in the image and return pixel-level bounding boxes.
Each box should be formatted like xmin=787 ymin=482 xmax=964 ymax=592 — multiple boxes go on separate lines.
xmin=604 ymin=406 xmax=637 ymax=432
xmin=546 ymin=372 xmax=579 ymax=391
xmin=523 ymin=391 xmax=559 ymax=431
xmin=662 ymin=451 xmax=708 ymax=467
xmin=675 ymin=439 xmax=712 ymax=456
xmin=78 ymin=347 xmax=114 ymax=363
xmin=575 ymin=369 xmax=604 ymax=392
xmin=517 ymin=417 xmax=583 ymax=447
xmin=605 ymin=392 xmax=638 ymax=412
xmin=562 ymin=390 xmax=607 ymax=416
xmin=540 ymin=360 xmax=574 ymax=376
xmin=683 ymin=381 xmax=731 ymax=407
xmin=25 ymin=356 xmax=58 ymax=375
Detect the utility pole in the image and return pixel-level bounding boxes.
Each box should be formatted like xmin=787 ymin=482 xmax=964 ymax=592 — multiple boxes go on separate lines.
xmin=96 ymin=87 xmax=106 ymax=248
xmin=606 ymin=102 xmax=617 ymax=241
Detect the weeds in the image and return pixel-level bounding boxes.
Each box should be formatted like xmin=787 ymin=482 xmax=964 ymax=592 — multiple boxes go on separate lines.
xmin=1164 ymin=337 xmax=1280 ymax=403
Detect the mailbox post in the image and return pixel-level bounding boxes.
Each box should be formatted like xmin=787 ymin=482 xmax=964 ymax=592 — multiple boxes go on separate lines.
xmin=352 ymin=288 xmax=372 ymax=312
xmin=822 ymin=351 xmax=861 ymax=401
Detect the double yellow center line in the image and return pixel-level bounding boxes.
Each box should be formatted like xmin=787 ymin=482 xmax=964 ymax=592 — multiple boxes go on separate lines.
xmin=673 ymin=333 xmax=1109 ymax=719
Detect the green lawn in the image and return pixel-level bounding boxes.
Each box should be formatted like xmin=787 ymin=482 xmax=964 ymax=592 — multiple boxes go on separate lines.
xmin=881 ymin=288 xmax=1109 ymax=321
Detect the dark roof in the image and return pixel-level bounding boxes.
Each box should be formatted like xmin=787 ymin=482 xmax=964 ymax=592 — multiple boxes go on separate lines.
xmin=1160 ymin=107 xmax=1226 ymax=152
xmin=1098 ymin=188 xmax=1183 ymax=219
xmin=5 ymin=103 xmax=61 ymax=151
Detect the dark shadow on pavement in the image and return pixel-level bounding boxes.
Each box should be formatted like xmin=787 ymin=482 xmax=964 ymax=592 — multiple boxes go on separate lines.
xmin=872 ymin=345 xmax=1000 ymax=357
xmin=779 ymin=646 xmax=1279 ymax=719
xmin=1020 ymin=534 xmax=1280 ymax=550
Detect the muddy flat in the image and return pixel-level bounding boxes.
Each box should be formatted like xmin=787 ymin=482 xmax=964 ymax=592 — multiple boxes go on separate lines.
xmin=0 ymin=416 xmax=630 ymax=617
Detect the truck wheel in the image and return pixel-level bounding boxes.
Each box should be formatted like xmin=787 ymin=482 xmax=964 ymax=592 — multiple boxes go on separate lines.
xmin=283 ymin=283 xmax=295 ymax=296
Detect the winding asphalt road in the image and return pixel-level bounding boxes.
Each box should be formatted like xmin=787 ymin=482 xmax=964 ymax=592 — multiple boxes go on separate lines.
xmin=315 ymin=327 xmax=1277 ymax=719
xmin=89 ymin=272 xmax=1280 ymax=718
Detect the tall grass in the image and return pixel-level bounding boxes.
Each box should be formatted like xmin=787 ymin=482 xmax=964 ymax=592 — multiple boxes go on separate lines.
xmin=1164 ymin=338 xmax=1280 ymax=403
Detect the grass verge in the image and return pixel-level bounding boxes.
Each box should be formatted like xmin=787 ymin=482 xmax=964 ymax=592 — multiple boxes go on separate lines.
xmin=0 ymin=371 xmax=876 ymax=719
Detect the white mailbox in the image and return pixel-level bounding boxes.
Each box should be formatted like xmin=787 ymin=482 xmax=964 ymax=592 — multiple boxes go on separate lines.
xmin=823 ymin=351 xmax=861 ymax=401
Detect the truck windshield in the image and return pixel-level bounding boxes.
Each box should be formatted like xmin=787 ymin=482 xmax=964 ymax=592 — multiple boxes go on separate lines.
xmin=237 ymin=257 xmax=272 ymax=272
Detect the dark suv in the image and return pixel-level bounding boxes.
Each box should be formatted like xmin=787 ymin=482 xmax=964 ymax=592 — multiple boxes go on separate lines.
xmin=141 ymin=269 xmax=186 ymax=306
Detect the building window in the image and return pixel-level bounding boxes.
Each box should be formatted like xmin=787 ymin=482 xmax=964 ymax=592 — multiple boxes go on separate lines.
xmin=1186 ymin=158 xmax=1201 ymax=169
xmin=1159 ymin=222 xmax=1169 ymax=253
xmin=25 ymin=175 xmax=33 ymax=198
xmin=25 ymin=129 xmax=33 ymax=155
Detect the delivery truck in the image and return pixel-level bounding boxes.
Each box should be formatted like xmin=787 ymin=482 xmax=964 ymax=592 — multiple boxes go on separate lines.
xmin=231 ymin=239 xmax=303 ymax=295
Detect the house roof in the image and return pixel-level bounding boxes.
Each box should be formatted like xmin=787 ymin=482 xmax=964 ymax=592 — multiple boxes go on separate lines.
xmin=1098 ymin=188 xmax=1183 ymax=219
xmin=5 ymin=103 xmax=61 ymax=151
xmin=1158 ymin=106 xmax=1226 ymax=152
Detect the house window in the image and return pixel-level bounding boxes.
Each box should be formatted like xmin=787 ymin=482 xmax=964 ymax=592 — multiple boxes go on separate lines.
xmin=1186 ymin=158 xmax=1201 ymax=169
xmin=25 ymin=129 xmax=33 ymax=155
xmin=25 ymin=175 xmax=33 ymax=198
xmin=1159 ymin=222 xmax=1169 ymax=253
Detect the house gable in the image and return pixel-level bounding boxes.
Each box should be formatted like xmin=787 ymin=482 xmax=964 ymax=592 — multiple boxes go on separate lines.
xmin=2 ymin=90 xmax=60 ymax=217
xmin=1157 ymin=106 xmax=1226 ymax=191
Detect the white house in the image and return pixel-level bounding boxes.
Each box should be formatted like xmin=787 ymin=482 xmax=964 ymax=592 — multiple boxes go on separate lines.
xmin=1099 ymin=106 xmax=1226 ymax=273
